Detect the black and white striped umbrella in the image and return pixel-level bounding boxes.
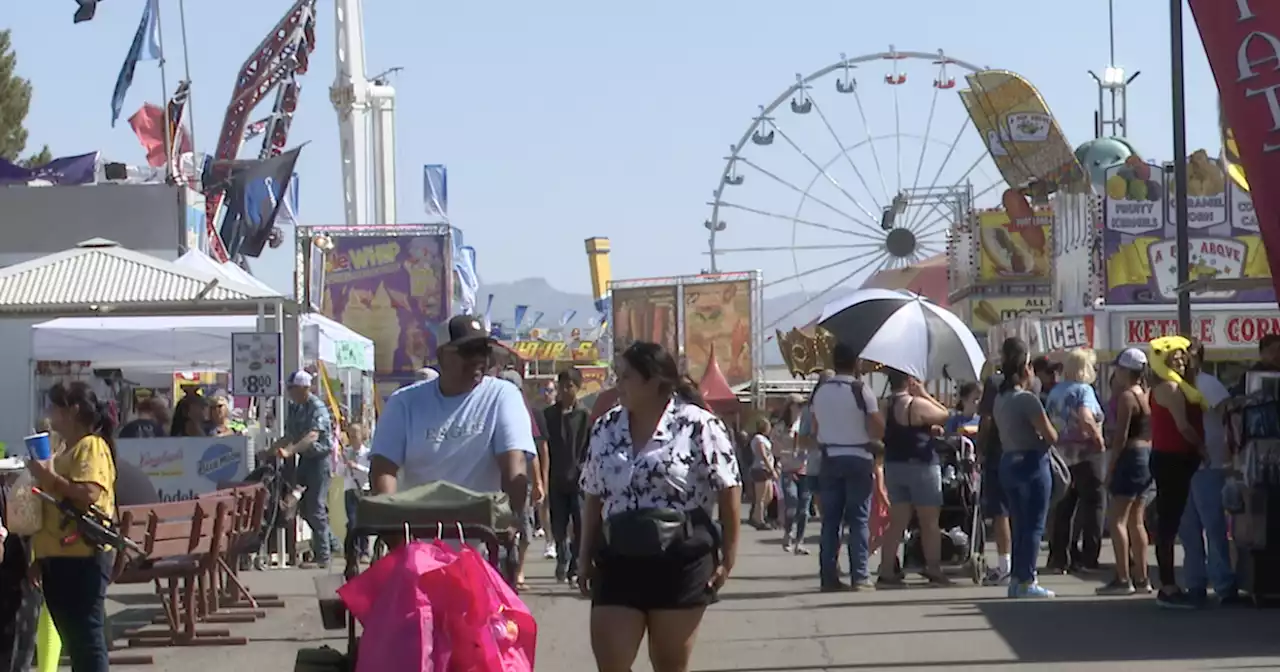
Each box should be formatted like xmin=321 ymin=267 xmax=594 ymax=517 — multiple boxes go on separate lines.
xmin=817 ymin=289 xmax=985 ymax=381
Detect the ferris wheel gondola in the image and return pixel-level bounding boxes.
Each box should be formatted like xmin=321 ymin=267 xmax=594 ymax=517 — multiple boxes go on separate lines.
xmin=706 ymin=48 xmax=1011 ymax=332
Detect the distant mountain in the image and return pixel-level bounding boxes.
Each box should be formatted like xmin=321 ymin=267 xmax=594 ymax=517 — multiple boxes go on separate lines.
xmin=477 ymin=277 xmax=859 ymax=366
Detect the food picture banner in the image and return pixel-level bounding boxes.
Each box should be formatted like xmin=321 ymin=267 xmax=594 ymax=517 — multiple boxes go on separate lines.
xmin=1103 ymin=152 xmax=1272 ymax=304
xmin=578 ymin=365 xmax=609 ymax=396
xmin=683 ymin=280 xmax=753 ymax=387
xmin=960 ymin=70 xmax=1084 ymax=193
xmin=611 ymin=285 xmax=679 ymax=357
xmin=322 ymin=233 xmax=451 ymax=391
xmin=961 ymin=295 xmax=1055 ymax=333
xmin=976 ymin=208 xmax=1052 ymax=282
xmin=1116 ymin=312 xmax=1280 ymax=350
xmin=116 ymin=436 xmax=251 ymax=502
xmin=1189 ymin=0 xmax=1280 ymax=301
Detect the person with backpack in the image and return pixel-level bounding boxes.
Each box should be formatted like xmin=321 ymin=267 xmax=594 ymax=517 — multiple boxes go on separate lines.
xmin=808 ymin=343 xmax=886 ymax=592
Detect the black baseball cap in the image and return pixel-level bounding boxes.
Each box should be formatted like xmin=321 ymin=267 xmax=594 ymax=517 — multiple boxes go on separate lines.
xmin=441 ymin=315 xmax=494 ymax=349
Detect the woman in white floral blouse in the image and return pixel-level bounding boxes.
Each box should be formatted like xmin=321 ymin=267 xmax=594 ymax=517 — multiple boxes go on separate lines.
xmin=577 ymin=341 xmax=742 ymax=672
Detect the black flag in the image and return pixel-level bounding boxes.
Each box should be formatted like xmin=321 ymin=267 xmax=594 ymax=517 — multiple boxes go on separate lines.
xmin=74 ymin=0 xmax=101 ymax=23
xmin=221 ymin=145 xmax=303 ymax=258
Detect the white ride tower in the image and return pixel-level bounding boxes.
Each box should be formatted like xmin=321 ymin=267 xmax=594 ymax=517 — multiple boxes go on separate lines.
xmin=331 ymin=0 xmax=397 ymax=226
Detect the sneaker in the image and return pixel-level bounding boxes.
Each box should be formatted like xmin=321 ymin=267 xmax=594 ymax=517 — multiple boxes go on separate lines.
xmin=1133 ymin=578 xmax=1153 ymax=594
xmin=982 ymin=568 xmax=1011 ymax=586
xmin=542 ymin=543 xmax=557 ymax=560
xmin=1156 ymin=589 xmax=1196 ymax=610
xmin=533 ymin=527 xmax=546 ymax=539
xmin=1009 ymin=582 xmax=1055 ymax=599
xmin=298 ymin=560 xmax=330 ymax=570
xmin=782 ymin=534 xmax=794 ymax=553
xmin=876 ymin=576 xmax=908 ymax=590
xmin=922 ymin=570 xmax=954 ymax=587
xmin=851 ymin=578 xmax=876 ymax=592
xmin=793 ymin=544 xmax=811 ymax=556
xmin=1095 ymin=579 xmax=1136 ymax=596
xmin=820 ymin=581 xmax=851 ymax=593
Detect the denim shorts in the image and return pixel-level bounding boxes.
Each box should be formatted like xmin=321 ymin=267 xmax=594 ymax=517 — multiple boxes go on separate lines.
xmin=884 ymin=461 xmax=943 ymax=507
xmin=1109 ymin=446 xmax=1153 ymax=498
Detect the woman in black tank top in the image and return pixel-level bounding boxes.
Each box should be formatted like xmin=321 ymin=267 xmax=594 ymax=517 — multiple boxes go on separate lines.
xmin=1099 ymin=350 xmax=1154 ymax=595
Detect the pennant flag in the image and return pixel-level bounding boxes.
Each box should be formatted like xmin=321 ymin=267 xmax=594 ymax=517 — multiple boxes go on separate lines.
xmin=424 ymin=164 xmax=448 ymax=219
xmin=73 ymin=0 xmax=101 ymax=23
xmin=165 ymin=80 xmax=191 ymax=173
xmin=220 ymin=146 xmax=304 ymax=258
xmin=559 ymin=309 xmax=577 ymax=327
xmin=513 ymin=305 xmax=529 ymax=331
xmin=128 ymin=97 xmax=194 ymax=168
xmin=110 ymin=0 xmax=162 ymax=127
xmin=529 ymin=311 xmax=545 ymax=330
xmin=482 ymin=294 xmax=495 ymax=332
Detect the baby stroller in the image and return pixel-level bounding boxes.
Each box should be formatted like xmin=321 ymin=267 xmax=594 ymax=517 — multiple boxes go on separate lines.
xmin=900 ymin=435 xmax=988 ymax=584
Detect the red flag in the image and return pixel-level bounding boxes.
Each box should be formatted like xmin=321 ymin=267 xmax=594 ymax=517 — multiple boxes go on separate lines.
xmin=127 ymin=102 xmax=193 ymax=168
xmin=1188 ymin=0 xmax=1280 ymax=299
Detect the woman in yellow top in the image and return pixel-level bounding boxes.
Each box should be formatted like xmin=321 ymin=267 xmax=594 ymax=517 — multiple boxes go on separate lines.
xmin=26 ymin=382 xmax=117 ymax=672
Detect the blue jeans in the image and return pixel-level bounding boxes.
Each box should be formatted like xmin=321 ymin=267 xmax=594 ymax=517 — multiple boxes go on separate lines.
xmin=1179 ymin=467 xmax=1237 ymax=596
xmin=818 ymin=456 xmax=875 ymax=584
xmin=298 ymin=455 xmax=332 ymax=564
xmin=780 ymin=472 xmax=812 ymax=542
xmin=1000 ymin=450 xmax=1051 ymax=584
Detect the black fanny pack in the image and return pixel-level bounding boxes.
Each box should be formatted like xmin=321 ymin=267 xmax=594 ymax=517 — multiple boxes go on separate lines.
xmin=603 ymin=508 xmax=716 ymax=558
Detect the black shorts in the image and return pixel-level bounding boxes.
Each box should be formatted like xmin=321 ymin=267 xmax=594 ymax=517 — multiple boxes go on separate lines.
xmin=592 ymin=548 xmax=716 ymax=612
xmin=982 ymin=459 xmax=1008 ymax=518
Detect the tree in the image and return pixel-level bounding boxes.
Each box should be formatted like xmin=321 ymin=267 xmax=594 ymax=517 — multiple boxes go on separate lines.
xmin=0 ymin=29 xmax=50 ymax=167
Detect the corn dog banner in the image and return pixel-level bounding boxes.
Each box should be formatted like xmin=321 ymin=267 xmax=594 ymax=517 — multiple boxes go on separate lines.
xmin=976 ymin=209 xmax=1053 ymax=282
xmin=1189 ymin=0 xmax=1280 ymax=302
xmin=988 ymin=314 xmax=1097 ymax=356
xmin=1103 ymin=151 xmax=1272 ymax=304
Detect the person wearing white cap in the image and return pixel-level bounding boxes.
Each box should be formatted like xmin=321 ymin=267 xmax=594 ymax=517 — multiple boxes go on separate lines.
xmin=274 ymin=369 xmax=335 ymax=568
xmin=1097 ymin=347 xmax=1154 ymax=596
xmin=370 ymin=315 xmax=536 ymax=532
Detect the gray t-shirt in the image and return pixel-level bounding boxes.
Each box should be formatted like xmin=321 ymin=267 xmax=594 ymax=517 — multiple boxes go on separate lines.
xmin=992 ymin=388 xmax=1051 ymax=454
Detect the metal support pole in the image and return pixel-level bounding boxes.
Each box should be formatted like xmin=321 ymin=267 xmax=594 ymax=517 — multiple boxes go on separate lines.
xmin=1170 ymin=0 xmax=1192 ymax=334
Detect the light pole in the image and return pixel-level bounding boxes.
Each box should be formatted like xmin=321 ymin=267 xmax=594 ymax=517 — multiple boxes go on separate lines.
xmin=1170 ymin=0 xmax=1192 ymax=334
xmin=1088 ymin=0 xmax=1141 ymax=138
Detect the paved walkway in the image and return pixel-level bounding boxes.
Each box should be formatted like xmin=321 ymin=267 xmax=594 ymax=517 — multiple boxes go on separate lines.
xmin=105 ymin=526 xmax=1280 ymax=671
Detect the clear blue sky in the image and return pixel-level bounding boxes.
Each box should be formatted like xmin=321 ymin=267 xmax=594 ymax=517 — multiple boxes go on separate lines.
xmin=5 ymin=0 xmax=1225 ymax=299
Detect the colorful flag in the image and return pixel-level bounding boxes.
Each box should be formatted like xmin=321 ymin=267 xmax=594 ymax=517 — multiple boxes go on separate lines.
xmin=165 ymin=80 xmax=191 ymax=173
xmin=424 ymin=164 xmax=448 ymax=219
xmin=514 ymin=305 xmax=529 ymax=331
xmin=559 ymin=309 xmax=577 ymax=327
xmin=483 ymin=294 xmax=495 ymax=332
xmin=1188 ymin=0 xmax=1280 ymax=299
xmin=127 ymin=88 xmax=194 ymax=169
xmin=110 ymin=0 xmax=162 ymax=127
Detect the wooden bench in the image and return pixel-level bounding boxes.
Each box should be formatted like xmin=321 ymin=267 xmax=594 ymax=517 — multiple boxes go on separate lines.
xmin=112 ymin=497 xmax=247 ymax=648
xmin=201 ymin=484 xmax=285 ymax=614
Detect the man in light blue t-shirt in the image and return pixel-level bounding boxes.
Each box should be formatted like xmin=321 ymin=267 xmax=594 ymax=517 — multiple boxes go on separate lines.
xmin=370 ymin=315 xmax=536 ymax=521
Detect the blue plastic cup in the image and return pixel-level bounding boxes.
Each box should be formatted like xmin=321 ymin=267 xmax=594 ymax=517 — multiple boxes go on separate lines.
xmin=24 ymin=432 xmax=51 ymax=461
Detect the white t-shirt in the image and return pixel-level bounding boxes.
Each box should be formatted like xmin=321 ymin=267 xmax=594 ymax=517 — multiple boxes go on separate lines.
xmin=809 ymin=375 xmax=879 ymax=459
xmin=750 ymin=434 xmax=774 ymax=472
xmin=1195 ymin=371 xmax=1232 ymax=469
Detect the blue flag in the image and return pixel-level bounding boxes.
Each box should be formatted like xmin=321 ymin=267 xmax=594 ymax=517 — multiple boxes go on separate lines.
xmin=111 ymin=0 xmax=162 ymax=127
xmin=423 ymin=164 xmax=448 ymax=218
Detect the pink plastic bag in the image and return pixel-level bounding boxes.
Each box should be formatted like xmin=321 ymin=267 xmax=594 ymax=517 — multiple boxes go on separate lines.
xmin=338 ymin=541 xmax=460 ymax=672
xmin=437 ymin=546 xmax=537 ymax=672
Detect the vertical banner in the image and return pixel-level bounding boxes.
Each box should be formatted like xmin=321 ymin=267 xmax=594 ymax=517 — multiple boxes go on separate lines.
xmin=424 ymin=164 xmax=448 ymax=219
xmin=611 ymin=286 xmax=679 ymax=357
xmin=683 ymin=280 xmax=753 ymax=387
xmin=1189 ymin=1 xmax=1280 ymax=300
xmin=322 ymin=230 xmax=451 ymax=394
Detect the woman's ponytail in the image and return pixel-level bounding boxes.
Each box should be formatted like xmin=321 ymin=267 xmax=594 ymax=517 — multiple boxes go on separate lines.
xmin=674 ymin=376 xmax=706 ymax=409
xmin=95 ymin=400 xmax=119 ymax=463
xmin=998 ymin=337 xmax=1030 ymax=393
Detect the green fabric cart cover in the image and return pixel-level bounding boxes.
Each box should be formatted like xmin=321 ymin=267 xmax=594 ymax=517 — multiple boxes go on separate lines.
xmin=354 ymin=481 xmax=517 ymax=531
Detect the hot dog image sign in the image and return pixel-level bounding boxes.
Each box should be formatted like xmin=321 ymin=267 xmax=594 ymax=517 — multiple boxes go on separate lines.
xmin=976 ymin=206 xmax=1052 ymax=282
xmin=1103 ymin=149 xmax=1273 ymax=304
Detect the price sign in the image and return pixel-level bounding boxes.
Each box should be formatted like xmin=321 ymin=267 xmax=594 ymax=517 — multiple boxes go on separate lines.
xmin=230 ymin=332 xmax=282 ymax=397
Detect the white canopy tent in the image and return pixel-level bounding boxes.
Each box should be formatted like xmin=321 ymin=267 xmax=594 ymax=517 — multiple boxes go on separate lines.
xmin=32 ymin=314 xmax=373 ymax=372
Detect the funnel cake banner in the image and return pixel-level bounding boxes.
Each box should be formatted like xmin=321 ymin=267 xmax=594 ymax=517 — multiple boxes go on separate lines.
xmin=1189 ymin=0 xmax=1280 ymax=301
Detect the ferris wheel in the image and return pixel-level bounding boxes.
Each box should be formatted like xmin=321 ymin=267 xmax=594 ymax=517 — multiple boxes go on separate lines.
xmin=706 ymin=47 xmax=1010 ymax=331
